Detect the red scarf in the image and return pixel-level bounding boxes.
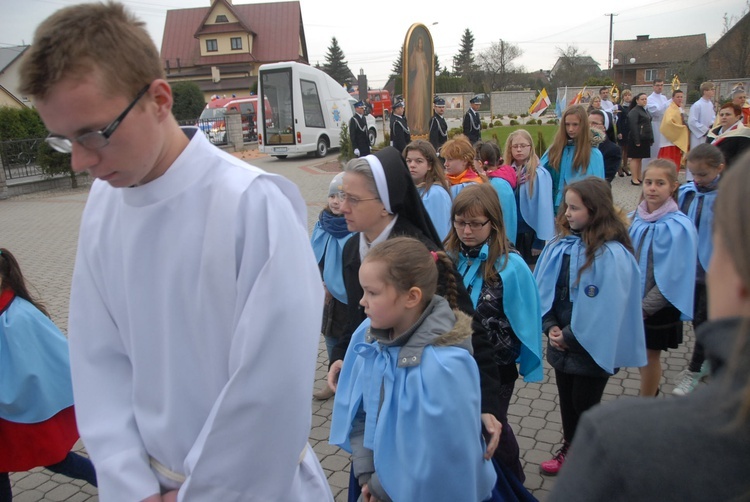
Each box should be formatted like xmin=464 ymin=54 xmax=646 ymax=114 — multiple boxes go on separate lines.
xmin=0 ymin=288 xmax=15 ymax=314
xmin=447 ymin=168 xmax=483 ymax=186
xmin=486 ymin=165 xmax=518 ymax=189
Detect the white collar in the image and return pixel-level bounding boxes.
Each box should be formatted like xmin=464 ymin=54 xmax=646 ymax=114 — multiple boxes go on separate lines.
xmin=359 ymin=215 xmax=399 ymax=261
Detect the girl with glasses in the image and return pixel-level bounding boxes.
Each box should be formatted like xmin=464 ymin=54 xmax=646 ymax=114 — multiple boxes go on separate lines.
xmin=504 ymin=130 xmax=555 ymax=266
xmin=444 ymin=184 xmax=543 ymax=483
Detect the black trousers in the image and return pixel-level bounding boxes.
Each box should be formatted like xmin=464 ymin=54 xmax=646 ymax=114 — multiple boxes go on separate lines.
xmin=555 ymin=370 xmax=609 ymax=443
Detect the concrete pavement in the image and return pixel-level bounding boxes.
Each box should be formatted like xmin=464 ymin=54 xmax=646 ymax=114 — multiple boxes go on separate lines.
xmin=2 ymin=157 xmax=698 ymax=501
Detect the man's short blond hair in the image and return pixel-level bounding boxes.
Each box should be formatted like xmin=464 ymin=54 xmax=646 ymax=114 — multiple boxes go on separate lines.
xmin=700 ymin=81 xmax=715 ymax=94
xmin=19 ymin=1 xmax=164 ymax=100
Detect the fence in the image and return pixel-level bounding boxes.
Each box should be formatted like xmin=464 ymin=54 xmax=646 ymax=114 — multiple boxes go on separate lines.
xmin=184 ymin=112 xmax=257 ymax=146
xmin=0 ymin=138 xmax=44 ymax=180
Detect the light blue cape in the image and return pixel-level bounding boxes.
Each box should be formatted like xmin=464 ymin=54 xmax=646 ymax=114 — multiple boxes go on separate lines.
xmin=534 ymin=235 xmax=646 ymax=373
xmin=310 ymin=222 xmax=353 ymax=304
xmin=457 ymin=248 xmax=543 ymax=382
xmin=678 ymin=183 xmax=717 ymax=272
xmin=519 ymin=166 xmax=556 ymax=241
xmin=330 ymin=318 xmax=496 ymax=501
xmin=541 ymin=145 xmax=605 ymax=209
xmin=629 ymin=211 xmax=698 ymax=320
xmin=488 ymin=178 xmax=518 ymax=245
xmin=0 ymin=296 xmax=74 ymax=423
xmin=419 ymin=184 xmax=452 ymax=242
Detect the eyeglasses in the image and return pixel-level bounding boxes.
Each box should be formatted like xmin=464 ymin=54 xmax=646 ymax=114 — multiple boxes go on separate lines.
xmin=45 ymin=83 xmax=151 ymax=154
xmin=453 ymin=219 xmax=490 ymax=230
xmin=337 ymin=192 xmax=380 ymax=207
xmin=589 ymin=122 xmax=604 ymax=127
xmin=512 ymin=144 xmax=531 ymax=149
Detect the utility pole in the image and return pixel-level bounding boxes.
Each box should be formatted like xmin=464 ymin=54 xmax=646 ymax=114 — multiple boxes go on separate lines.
xmin=605 ymin=13 xmax=618 ymax=70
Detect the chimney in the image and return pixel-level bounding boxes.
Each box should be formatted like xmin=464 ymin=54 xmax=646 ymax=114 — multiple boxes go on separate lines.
xmin=636 ymin=35 xmax=650 ymax=41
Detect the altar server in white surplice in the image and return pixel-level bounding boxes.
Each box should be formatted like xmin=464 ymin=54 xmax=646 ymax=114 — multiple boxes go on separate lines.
xmin=688 ymin=82 xmax=717 ymax=181
xmin=19 ymin=3 xmax=333 ymax=502
xmin=645 ymin=79 xmax=670 ymax=163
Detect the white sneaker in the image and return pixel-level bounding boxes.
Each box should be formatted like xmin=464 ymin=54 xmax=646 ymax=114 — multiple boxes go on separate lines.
xmin=672 ymin=370 xmax=700 ymax=396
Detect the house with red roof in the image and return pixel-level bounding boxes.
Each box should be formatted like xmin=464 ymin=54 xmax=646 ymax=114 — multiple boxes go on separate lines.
xmin=612 ymin=34 xmax=707 ymax=87
xmin=161 ymin=0 xmax=309 ymax=99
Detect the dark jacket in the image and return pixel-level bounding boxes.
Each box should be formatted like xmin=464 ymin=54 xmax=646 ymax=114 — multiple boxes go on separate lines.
xmin=550 ymin=317 xmax=750 ymax=502
xmin=542 ymin=254 xmax=612 ymax=378
xmin=616 ymin=104 xmax=630 ymax=146
xmin=429 ymin=113 xmax=448 ymax=152
xmin=597 ymin=136 xmax=622 ymax=182
xmin=349 ymin=114 xmax=370 ymax=156
xmin=709 ymin=125 xmax=750 ymax=170
xmin=332 ymin=217 xmax=502 ymax=416
xmin=463 ymin=108 xmax=482 ymax=143
xmin=628 ymin=105 xmax=653 ymax=146
xmin=390 ymin=114 xmax=410 ymax=153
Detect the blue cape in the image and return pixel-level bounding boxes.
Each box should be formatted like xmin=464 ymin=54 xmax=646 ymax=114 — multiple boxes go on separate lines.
xmin=450 ymin=181 xmax=476 ymax=199
xmin=310 ymin=221 xmax=353 ymax=304
xmin=457 ymin=248 xmax=543 ymax=382
xmin=330 ymin=318 xmax=496 ymax=501
xmin=0 ymin=296 xmax=75 ymax=423
xmin=519 ymin=166 xmax=556 ymax=241
xmin=629 ymin=211 xmax=698 ymax=320
xmin=541 ymin=145 xmax=605 ymax=209
xmin=489 ymin=178 xmax=518 ymax=245
xmin=419 ymin=184 xmax=452 ymax=242
xmin=678 ymin=183 xmax=717 ymax=272
xmin=534 ymin=235 xmax=646 ymax=373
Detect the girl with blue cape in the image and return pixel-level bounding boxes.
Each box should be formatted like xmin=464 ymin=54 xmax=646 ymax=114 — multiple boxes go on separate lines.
xmin=329 ymin=238 xmax=535 ymax=502
xmin=673 ymin=144 xmax=725 ymax=396
xmin=476 ymin=141 xmax=518 ymax=246
xmin=629 ymin=159 xmax=698 ymax=397
xmin=533 ymin=178 xmax=646 ymax=476
xmin=442 ymin=136 xmax=487 ymax=198
xmin=310 ymin=172 xmax=353 ymax=400
xmin=504 ymin=130 xmax=555 ymax=266
xmin=0 ymin=248 xmax=97 ymax=500
xmin=403 ymin=140 xmax=452 ymax=241
xmin=444 ymin=183 xmax=543 ymax=483
xmin=540 ymin=105 xmax=604 ymax=212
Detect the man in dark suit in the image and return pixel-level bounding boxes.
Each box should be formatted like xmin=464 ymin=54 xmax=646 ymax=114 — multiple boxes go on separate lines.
xmin=429 ymin=96 xmax=448 ymax=153
xmin=390 ymin=98 xmax=410 ymax=154
xmin=349 ymin=101 xmax=370 ymax=157
xmin=463 ymin=96 xmax=482 ymax=143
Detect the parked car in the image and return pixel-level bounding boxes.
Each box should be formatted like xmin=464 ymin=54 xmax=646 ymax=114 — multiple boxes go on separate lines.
xmin=196 ymin=96 xmax=234 ymax=144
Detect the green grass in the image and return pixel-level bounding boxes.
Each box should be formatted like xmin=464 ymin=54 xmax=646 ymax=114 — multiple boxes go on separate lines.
xmin=481 ymin=124 xmax=558 ymax=152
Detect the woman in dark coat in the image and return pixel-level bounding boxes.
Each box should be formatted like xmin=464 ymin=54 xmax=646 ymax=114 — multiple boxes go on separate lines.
xmin=615 ymin=89 xmax=632 ymax=176
xmin=627 ymin=93 xmax=653 ymax=185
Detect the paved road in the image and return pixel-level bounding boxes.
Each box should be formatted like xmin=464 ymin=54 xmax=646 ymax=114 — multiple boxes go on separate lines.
xmin=2 ymin=154 xmax=697 ymax=501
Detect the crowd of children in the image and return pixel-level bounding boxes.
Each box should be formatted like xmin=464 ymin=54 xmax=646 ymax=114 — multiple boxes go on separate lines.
xmin=6 ymin=99 xmax=741 ymax=501
xmin=323 ymin=117 xmax=739 ymax=499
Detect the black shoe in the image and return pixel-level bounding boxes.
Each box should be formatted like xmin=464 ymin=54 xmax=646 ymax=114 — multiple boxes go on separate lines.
xmin=631 ymin=180 xmax=641 ymax=186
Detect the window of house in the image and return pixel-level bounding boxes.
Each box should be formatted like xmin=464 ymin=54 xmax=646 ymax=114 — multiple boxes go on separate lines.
xmin=215 ymin=15 xmax=228 ymax=23
xmin=206 ymin=39 xmax=218 ymax=52
xmin=231 ymin=37 xmax=242 ymax=50
xmin=645 ymin=69 xmax=658 ymax=82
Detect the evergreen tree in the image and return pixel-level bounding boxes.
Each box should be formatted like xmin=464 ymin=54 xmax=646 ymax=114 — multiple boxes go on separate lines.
xmin=322 ymin=37 xmax=352 ymax=86
xmin=171 ymin=81 xmax=206 ymax=121
xmin=390 ymin=47 xmax=403 ymax=78
xmin=452 ymin=29 xmax=476 ymax=77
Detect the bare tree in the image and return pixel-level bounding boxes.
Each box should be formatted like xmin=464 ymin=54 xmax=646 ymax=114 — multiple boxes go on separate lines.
xmin=550 ymin=45 xmax=601 ymax=88
xmin=477 ymin=39 xmax=523 ymax=91
xmin=715 ymin=4 xmax=750 ymax=77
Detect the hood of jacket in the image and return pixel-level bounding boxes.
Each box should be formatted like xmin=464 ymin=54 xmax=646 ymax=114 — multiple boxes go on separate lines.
xmin=368 ymin=295 xmax=474 ymax=368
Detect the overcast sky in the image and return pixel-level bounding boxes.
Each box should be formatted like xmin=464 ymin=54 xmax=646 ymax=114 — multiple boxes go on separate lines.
xmin=1 ymin=0 xmax=746 ymax=88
